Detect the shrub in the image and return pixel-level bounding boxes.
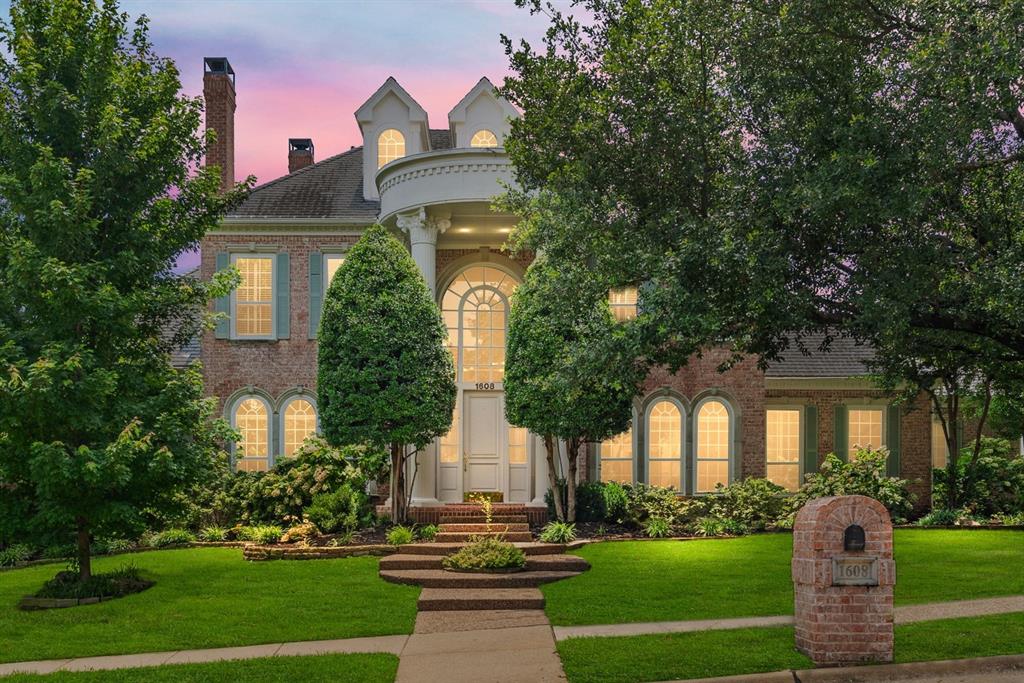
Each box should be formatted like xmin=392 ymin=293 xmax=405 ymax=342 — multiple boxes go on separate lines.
xmin=41 ymin=544 xmax=75 ymax=560
xmin=0 ymin=543 xmax=33 ymax=567
xmin=147 ymin=529 xmax=195 ymax=548
xmin=418 ymin=524 xmax=440 ymax=541
xmin=93 ymin=538 xmax=135 ymax=555
xmin=694 ymin=516 xmax=725 ymax=537
xmin=602 ymin=481 xmax=629 ymax=523
xmin=709 ymin=478 xmax=787 ymax=530
xmin=237 ymin=525 xmax=283 ymax=545
xmin=280 ymin=522 xmax=319 ymax=544
xmin=915 ymin=508 xmax=961 ymax=527
xmin=386 ymin=525 xmax=415 ymax=546
xmin=720 ymin=518 xmax=750 ymax=536
xmin=643 ymin=517 xmax=672 ymax=538
xmin=539 ymin=521 xmax=577 ymax=543
xmin=785 ymin=449 xmax=914 ymax=524
xmin=303 ymin=483 xmax=374 ymax=534
xmin=441 ymin=537 xmax=526 ymax=571
xmin=545 ymin=480 xmax=607 ymax=522
xmin=994 ymin=511 xmax=1024 ymax=526
xmin=199 ymin=526 xmax=227 ymax=542
xmin=36 ymin=565 xmax=151 ymax=600
xmin=621 ymin=484 xmax=702 ymax=527
xmin=933 ymin=438 xmax=1024 ymax=517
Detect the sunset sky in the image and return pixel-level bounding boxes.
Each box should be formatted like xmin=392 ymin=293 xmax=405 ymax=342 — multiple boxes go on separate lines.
xmin=0 ymin=0 xmax=567 ymax=270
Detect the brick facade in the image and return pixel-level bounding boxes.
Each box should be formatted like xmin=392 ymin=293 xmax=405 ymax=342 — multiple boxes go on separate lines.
xmin=203 ymin=69 xmax=235 ymax=193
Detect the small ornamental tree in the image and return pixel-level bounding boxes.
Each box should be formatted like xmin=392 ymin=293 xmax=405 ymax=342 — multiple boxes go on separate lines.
xmin=317 ymin=225 xmax=456 ymax=522
xmin=505 ymin=258 xmax=645 ymax=522
xmin=0 ymin=0 xmax=248 ymax=580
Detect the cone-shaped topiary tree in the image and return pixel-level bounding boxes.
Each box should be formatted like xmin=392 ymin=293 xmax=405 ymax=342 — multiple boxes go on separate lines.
xmin=317 ymin=225 xmax=456 ymax=522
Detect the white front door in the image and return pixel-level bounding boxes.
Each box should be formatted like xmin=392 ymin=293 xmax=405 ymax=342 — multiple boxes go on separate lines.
xmin=465 ymin=391 xmax=504 ymax=493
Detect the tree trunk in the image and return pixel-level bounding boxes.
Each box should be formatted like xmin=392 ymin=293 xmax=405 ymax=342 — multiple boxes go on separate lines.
xmin=76 ymin=516 xmax=92 ymax=582
xmin=566 ymin=437 xmax=580 ymax=524
xmin=962 ymin=381 xmax=993 ymax=502
xmin=390 ymin=442 xmax=406 ymax=524
xmin=543 ymin=434 xmax=565 ymax=522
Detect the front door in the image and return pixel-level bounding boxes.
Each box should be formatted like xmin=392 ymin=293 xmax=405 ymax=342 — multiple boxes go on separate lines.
xmin=464 ymin=391 xmax=504 ymax=493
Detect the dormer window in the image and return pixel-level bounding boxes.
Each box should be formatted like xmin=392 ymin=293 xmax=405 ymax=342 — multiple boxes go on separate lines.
xmin=377 ymin=129 xmax=405 ymax=168
xmin=470 ymin=129 xmax=498 ymax=147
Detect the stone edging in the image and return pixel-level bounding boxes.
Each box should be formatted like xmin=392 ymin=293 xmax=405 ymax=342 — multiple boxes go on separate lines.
xmin=243 ymin=544 xmax=396 ymax=561
xmin=18 ymin=582 xmax=155 ymax=611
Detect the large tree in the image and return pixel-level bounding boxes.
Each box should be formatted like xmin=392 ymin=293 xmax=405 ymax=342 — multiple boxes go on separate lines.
xmin=504 ymin=257 xmax=645 ymax=522
xmin=317 ymin=225 xmax=456 ymax=523
xmin=0 ymin=0 xmax=247 ymax=579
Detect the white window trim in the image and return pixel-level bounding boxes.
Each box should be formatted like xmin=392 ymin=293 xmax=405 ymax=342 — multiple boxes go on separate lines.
xmin=846 ymin=405 xmax=887 ymax=458
xmin=279 ymin=394 xmax=319 ymax=459
xmin=765 ymin=405 xmax=804 ymax=491
xmin=598 ymin=415 xmax=638 ymax=485
xmin=230 ymin=253 xmax=276 ymax=341
xmin=230 ymin=394 xmax=273 ymax=471
xmin=693 ymin=397 xmax=735 ymax=494
xmin=644 ymin=397 xmax=686 ymax=491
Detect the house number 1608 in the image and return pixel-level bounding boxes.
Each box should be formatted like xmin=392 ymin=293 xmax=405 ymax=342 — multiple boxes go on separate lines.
xmin=475 ymin=382 xmax=496 ymax=390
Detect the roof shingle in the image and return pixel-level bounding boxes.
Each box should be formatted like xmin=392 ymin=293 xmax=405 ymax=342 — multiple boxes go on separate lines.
xmin=765 ymin=333 xmax=875 ymax=378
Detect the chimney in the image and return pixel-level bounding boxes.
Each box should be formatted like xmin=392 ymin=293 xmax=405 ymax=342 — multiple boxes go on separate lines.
xmin=288 ymin=138 xmax=315 ymax=173
xmin=203 ymin=57 xmax=236 ymax=192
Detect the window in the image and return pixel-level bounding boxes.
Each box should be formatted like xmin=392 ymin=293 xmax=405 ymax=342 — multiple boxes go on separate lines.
xmin=931 ymin=416 xmax=949 ymax=469
xmin=282 ymin=398 xmax=317 ymax=458
xmin=439 ymin=397 xmax=460 ymax=464
xmin=696 ymin=400 xmax=731 ymax=493
xmin=647 ymin=401 xmax=682 ymax=489
xmin=234 ymin=397 xmax=270 ymax=472
xmin=608 ymin=286 xmax=638 ymax=322
xmin=233 ymin=255 xmax=274 ymax=338
xmin=470 ymin=129 xmax=498 ymax=147
xmin=600 ymin=426 xmax=633 ymax=484
xmin=508 ymin=426 xmax=528 ymax=464
xmin=848 ymin=408 xmax=883 ymax=459
xmin=324 ymin=254 xmax=345 ymax=291
xmin=766 ymin=409 xmax=801 ymax=491
xmin=377 ymin=129 xmax=405 ymax=168
xmin=441 ymin=266 xmax=519 ymax=383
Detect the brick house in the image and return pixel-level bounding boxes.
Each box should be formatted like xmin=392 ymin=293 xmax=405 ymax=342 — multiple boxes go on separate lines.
xmin=197 ymin=58 xmax=941 ymax=518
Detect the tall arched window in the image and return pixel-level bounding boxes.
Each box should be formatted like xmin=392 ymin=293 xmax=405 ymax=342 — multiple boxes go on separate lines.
xmin=696 ymin=399 xmax=731 ymax=492
xmin=470 ymin=129 xmax=498 ymax=147
xmin=282 ymin=398 xmax=317 ymax=458
xmin=440 ymin=266 xmax=518 ymax=383
xmin=377 ymin=129 xmax=405 ymax=168
xmin=647 ymin=400 xmax=683 ymax=489
xmin=233 ymin=397 xmax=270 ymax=472
xmin=600 ymin=425 xmax=634 ymax=484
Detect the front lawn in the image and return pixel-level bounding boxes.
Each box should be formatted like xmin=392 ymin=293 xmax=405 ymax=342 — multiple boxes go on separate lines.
xmin=543 ymin=530 xmax=1024 ymax=626
xmin=3 ymin=653 xmax=399 ymax=682
xmin=0 ymin=548 xmax=418 ymax=664
xmin=557 ymin=612 xmax=1024 ymax=683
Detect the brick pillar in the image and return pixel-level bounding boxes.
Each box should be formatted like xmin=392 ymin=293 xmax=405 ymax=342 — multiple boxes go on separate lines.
xmin=203 ymin=57 xmax=236 ymax=193
xmin=288 ymin=138 xmax=314 ymax=173
xmin=792 ymin=495 xmax=895 ymax=666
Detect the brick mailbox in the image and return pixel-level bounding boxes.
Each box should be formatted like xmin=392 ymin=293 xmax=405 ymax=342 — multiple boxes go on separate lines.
xmin=792 ymin=495 xmax=895 ymax=666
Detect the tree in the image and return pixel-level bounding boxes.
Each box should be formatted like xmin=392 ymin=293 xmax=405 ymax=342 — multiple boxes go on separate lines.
xmin=317 ymin=225 xmax=456 ymax=523
xmin=504 ymin=257 xmax=645 ymax=522
xmin=0 ymin=0 xmax=247 ymax=580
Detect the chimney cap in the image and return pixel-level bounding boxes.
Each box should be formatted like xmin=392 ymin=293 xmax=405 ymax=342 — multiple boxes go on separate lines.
xmin=288 ymin=138 xmax=314 ymax=153
xmin=204 ymin=57 xmax=235 ymax=85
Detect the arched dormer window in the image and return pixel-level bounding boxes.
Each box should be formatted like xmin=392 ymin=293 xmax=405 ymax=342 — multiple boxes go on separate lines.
xmin=377 ymin=129 xmax=405 ymax=168
xmin=470 ymin=129 xmax=498 ymax=147
xmin=695 ymin=399 xmax=733 ymax=492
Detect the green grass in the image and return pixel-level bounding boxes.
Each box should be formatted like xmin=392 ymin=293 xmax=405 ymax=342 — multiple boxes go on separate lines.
xmin=0 ymin=548 xmax=418 ymax=664
xmin=557 ymin=613 xmax=1024 ymax=683
xmin=3 ymin=653 xmax=399 ymax=682
xmin=544 ymin=529 xmax=1024 ymax=626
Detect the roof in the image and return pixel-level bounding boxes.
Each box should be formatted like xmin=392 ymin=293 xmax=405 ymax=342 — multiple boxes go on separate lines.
xmin=228 ymin=147 xmax=380 ymax=221
xmin=764 ymin=333 xmax=875 ymax=378
xmin=429 ymin=129 xmax=452 ymax=150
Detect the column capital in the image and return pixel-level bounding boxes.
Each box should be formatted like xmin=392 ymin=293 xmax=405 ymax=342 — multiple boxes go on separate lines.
xmin=397 ymin=207 xmax=451 ymax=243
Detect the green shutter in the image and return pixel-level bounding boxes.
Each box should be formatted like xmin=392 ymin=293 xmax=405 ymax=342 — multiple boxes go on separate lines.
xmin=309 ymin=252 xmax=323 ymax=339
xmin=802 ymin=405 xmax=818 ymax=481
xmin=684 ymin=408 xmax=695 ymax=495
xmin=886 ymin=404 xmax=901 ymax=477
xmin=214 ymin=252 xmax=230 ymax=339
xmin=275 ymin=252 xmax=290 ymax=340
xmin=834 ymin=404 xmax=849 ymax=461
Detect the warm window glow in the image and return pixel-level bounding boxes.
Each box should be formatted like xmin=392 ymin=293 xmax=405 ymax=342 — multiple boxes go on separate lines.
xmin=377 ymin=129 xmax=405 ymax=168
xmin=931 ymin=416 xmax=949 ymax=469
xmin=439 ymin=398 xmax=460 ymax=464
xmin=234 ymin=256 xmax=273 ymax=337
xmin=766 ymin=409 xmax=801 ymax=491
xmin=601 ymin=426 xmax=633 ymax=484
xmin=470 ymin=129 xmax=498 ymax=147
xmin=283 ymin=399 xmax=317 ymax=458
xmin=608 ymin=286 xmax=638 ymax=322
xmin=325 ymin=255 xmax=345 ymax=288
xmin=848 ymin=409 xmax=883 ymax=459
xmin=234 ymin=398 xmax=269 ymax=472
xmin=441 ymin=266 xmax=518 ymax=383
xmin=508 ymin=426 xmax=528 ymax=464
xmin=648 ymin=401 xmax=682 ymax=489
xmin=696 ymin=400 xmax=730 ymax=492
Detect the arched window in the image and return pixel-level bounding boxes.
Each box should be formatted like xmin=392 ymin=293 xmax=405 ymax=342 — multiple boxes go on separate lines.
xmin=647 ymin=400 xmax=683 ymax=489
xmin=377 ymin=129 xmax=405 ymax=168
xmin=470 ymin=129 xmax=498 ymax=147
xmin=282 ymin=397 xmax=317 ymax=458
xmin=233 ymin=397 xmax=270 ymax=472
xmin=440 ymin=265 xmax=519 ymax=383
xmin=696 ymin=399 xmax=732 ymax=492
xmin=600 ymin=425 xmax=633 ymax=484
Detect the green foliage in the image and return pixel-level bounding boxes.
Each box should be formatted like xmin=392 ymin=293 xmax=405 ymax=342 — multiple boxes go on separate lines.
xmin=146 ymin=529 xmax=195 ymax=548
xmin=199 ymin=526 xmax=227 ymax=542
xmin=91 ymin=537 xmax=134 ymax=555
xmin=694 ymin=517 xmax=725 ymax=538
xmin=280 ymin=522 xmax=319 ymax=544
xmin=545 ymin=480 xmax=608 ymax=523
xmin=621 ymin=484 xmax=703 ymax=528
xmin=786 ymin=450 xmax=915 ymax=524
xmin=994 ymin=512 xmax=1024 ymax=526
xmin=418 ymin=524 xmax=439 ymax=541
xmin=441 ymin=537 xmax=527 ymax=571
xmin=0 ymin=543 xmax=32 ymax=567
xmin=933 ymin=438 xmax=1024 ymax=517
xmin=602 ymin=481 xmax=630 ymax=523
xmin=317 ymin=225 xmax=456 ymax=522
xmin=915 ymin=509 xmax=977 ymax=527
xmin=237 ymin=525 xmax=283 ymax=545
xmin=539 ymin=521 xmax=577 ymax=544
xmin=303 ymin=484 xmax=373 ymax=535
xmin=709 ymin=478 xmax=787 ymax=531
xmin=35 ymin=564 xmax=150 ymax=600
xmin=643 ymin=517 xmax=672 ymax=538
xmin=385 ymin=525 xmax=415 ymax=546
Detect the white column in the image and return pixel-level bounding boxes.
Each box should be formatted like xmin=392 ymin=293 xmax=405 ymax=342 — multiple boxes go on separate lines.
xmin=530 ymin=434 xmax=549 ymax=507
xmin=397 ymin=207 xmax=450 ymax=295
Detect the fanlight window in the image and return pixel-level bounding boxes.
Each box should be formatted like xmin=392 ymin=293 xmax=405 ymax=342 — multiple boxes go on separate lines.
xmin=470 ymin=129 xmax=498 ymax=147
xmin=696 ymin=400 xmax=731 ymax=492
xmin=441 ymin=266 xmax=518 ymax=384
xmin=377 ymin=129 xmax=405 ymax=168
xmin=234 ymin=398 xmax=269 ymax=472
xmin=282 ymin=399 xmax=317 ymax=458
xmin=647 ymin=401 xmax=682 ymax=489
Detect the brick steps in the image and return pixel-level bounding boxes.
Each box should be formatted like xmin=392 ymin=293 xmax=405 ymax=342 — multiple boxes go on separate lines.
xmin=398 ymin=542 xmax=568 ymax=557
xmin=380 ymin=568 xmax=579 ymax=588
xmin=380 ymin=553 xmax=589 ymax=572
xmin=438 ymin=515 xmax=529 ymax=525
xmin=417 ymin=587 xmax=546 ymax=611
xmin=438 ymin=523 xmax=530 ymax=533
xmin=434 ymin=531 xmax=534 ymax=543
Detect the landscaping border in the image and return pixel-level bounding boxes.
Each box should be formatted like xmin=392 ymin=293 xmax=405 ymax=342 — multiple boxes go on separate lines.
xmin=243 ymin=544 xmax=397 ymax=561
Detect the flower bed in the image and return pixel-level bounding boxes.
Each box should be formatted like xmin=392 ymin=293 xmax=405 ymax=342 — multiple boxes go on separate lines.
xmin=244 ymin=544 xmax=396 ymax=561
